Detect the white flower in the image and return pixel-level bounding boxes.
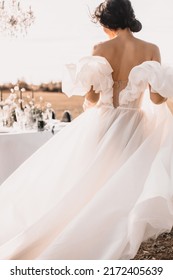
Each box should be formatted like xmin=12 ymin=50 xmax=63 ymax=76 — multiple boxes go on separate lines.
xmin=46 ymin=102 xmax=52 ymax=108
xmin=14 ymin=85 xmax=19 ymax=91
xmin=3 ymin=105 xmax=9 ymax=111
xmin=18 ymin=99 xmax=23 ymax=104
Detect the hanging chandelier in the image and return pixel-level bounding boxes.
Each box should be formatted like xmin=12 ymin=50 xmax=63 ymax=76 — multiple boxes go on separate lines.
xmin=0 ymin=0 xmax=35 ymax=37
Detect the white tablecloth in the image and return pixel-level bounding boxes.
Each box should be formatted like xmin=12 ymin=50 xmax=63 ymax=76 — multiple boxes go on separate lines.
xmin=0 ymin=123 xmax=67 ymax=184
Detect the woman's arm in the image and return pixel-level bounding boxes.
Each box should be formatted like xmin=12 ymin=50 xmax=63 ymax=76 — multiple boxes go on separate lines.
xmin=83 ymin=45 xmax=103 ymax=110
xmin=150 ymin=86 xmax=167 ymax=104
xmin=85 ymin=86 xmax=100 ymax=103
xmin=83 ymin=86 xmax=100 ymax=111
xmin=149 ymin=45 xmax=167 ymax=104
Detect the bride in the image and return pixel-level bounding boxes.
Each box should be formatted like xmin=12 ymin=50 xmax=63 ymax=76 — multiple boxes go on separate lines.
xmin=0 ymin=0 xmax=173 ymax=260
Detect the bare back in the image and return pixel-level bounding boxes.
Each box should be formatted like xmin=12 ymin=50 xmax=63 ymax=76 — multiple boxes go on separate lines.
xmin=93 ymin=29 xmax=161 ymax=107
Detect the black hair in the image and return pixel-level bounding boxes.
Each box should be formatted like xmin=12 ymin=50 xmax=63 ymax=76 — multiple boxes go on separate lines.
xmin=92 ymin=0 xmax=142 ymax=32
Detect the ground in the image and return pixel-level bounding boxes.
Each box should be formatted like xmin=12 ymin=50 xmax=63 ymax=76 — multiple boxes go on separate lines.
xmin=133 ymin=228 xmax=173 ymax=260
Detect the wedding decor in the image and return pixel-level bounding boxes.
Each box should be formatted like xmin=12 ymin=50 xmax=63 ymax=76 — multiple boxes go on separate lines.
xmin=0 ymin=86 xmax=55 ymax=130
xmin=0 ymin=0 xmax=35 ymax=37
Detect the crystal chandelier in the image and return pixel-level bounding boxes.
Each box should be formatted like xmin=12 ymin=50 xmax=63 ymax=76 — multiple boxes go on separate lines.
xmin=0 ymin=0 xmax=35 ymax=37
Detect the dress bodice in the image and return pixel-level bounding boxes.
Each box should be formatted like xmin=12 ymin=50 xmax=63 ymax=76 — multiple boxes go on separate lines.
xmin=62 ymin=56 xmax=173 ymax=110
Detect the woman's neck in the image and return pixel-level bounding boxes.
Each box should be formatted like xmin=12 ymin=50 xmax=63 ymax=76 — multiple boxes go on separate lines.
xmin=108 ymin=28 xmax=133 ymax=39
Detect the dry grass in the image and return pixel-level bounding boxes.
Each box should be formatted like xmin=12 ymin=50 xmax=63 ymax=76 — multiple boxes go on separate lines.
xmin=33 ymin=92 xmax=84 ymax=120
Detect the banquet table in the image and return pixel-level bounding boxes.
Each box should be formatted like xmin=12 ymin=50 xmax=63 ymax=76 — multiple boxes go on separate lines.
xmin=0 ymin=122 xmax=67 ymax=184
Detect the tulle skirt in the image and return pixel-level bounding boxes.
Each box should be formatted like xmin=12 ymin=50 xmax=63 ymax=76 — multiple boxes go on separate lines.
xmin=0 ymin=103 xmax=173 ymax=259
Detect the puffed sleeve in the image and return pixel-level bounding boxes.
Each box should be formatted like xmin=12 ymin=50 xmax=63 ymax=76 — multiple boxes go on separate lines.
xmin=62 ymin=56 xmax=113 ymax=97
xmin=119 ymin=61 xmax=173 ymax=105
xmin=149 ymin=64 xmax=173 ymax=100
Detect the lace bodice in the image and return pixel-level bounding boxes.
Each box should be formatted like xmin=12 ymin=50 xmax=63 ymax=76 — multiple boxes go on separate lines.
xmin=62 ymin=56 xmax=173 ymax=109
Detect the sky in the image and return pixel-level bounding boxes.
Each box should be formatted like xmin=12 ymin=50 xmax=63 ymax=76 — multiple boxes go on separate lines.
xmin=0 ymin=0 xmax=173 ymax=84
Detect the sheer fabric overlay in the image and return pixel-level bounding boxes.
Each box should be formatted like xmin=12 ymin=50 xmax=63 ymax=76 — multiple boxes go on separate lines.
xmin=0 ymin=56 xmax=173 ymax=260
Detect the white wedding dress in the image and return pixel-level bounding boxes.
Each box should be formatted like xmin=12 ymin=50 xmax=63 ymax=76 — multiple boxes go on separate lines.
xmin=0 ymin=56 xmax=173 ymax=260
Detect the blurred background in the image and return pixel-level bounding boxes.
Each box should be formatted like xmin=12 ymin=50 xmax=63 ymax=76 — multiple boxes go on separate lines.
xmin=0 ymin=0 xmax=173 ymax=119
xmin=0 ymin=0 xmax=173 ymax=84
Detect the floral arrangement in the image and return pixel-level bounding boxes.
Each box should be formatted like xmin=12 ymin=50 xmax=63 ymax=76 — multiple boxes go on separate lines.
xmin=0 ymin=92 xmax=17 ymax=127
xmin=0 ymin=85 xmax=55 ymax=130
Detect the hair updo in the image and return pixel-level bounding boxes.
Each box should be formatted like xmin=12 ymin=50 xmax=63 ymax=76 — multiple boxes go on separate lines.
xmin=92 ymin=0 xmax=142 ymax=33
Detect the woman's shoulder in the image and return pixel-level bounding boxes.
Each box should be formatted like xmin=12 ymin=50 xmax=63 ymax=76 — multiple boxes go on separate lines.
xmin=92 ymin=40 xmax=111 ymax=56
xmin=135 ymin=37 xmax=160 ymax=51
xmin=135 ymin=38 xmax=161 ymax=61
xmin=91 ymin=42 xmax=114 ymax=67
